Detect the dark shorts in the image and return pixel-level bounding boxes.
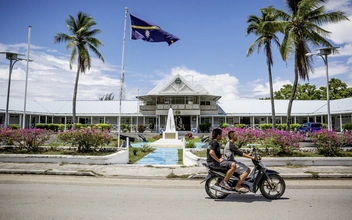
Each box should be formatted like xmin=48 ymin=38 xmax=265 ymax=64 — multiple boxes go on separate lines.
xmin=220 ymin=160 xmax=235 ymax=169
xmin=234 ymin=161 xmax=249 ymax=175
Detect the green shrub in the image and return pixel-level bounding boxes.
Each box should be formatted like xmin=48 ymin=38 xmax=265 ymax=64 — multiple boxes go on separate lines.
xmin=148 ymin=122 xmax=155 ymax=131
xmin=235 ymin=124 xmax=246 ymax=128
xmin=199 ymin=122 xmax=211 ymax=132
xmin=342 ymin=123 xmax=352 ymax=131
xmin=96 ymin=123 xmax=112 ymax=131
xmin=260 ymin=124 xmax=273 ymax=130
xmin=220 ymin=123 xmax=229 ymax=128
xmin=120 ymin=123 xmax=130 ymax=132
xmin=290 ymin=123 xmax=301 ymax=131
xmin=276 ymin=124 xmax=288 ymax=130
xmin=133 ymin=148 xmax=138 ymax=156
xmin=35 ymin=123 xmax=61 ymax=131
xmin=140 ymin=144 xmax=153 ymax=153
xmin=186 ymin=140 xmax=196 ymax=148
xmin=8 ymin=124 xmax=20 ymax=130
xmin=138 ymin=124 xmax=146 ymax=133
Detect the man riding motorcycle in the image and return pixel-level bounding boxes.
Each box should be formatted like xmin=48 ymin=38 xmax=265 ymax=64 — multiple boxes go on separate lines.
xmin=206 ymin=128 xmax=236 ymax=191
xmin=222 ymin=130 xmax=256 ymax=193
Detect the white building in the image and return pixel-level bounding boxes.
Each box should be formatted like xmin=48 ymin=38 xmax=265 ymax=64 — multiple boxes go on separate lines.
xmin=1 ymin=74 xmax=351 ymax=131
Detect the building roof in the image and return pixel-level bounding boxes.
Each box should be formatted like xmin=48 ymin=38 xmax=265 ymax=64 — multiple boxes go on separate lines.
xmin=142 ymin=74 xmax=221 ymax=101
xmin=1 ymin=95 xmax=351 ymax=117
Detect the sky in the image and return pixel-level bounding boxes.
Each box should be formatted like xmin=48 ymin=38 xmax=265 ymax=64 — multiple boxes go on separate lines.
xmin=0 ymin=0 xmax=351 ymax=102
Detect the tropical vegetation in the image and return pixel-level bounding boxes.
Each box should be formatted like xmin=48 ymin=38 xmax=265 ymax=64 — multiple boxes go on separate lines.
xmin=263 ymin=78 xmax=352 ymax=100
xmin=54 ymin=11 xmax=105 ymax=129
xmin=246 ymin=6 xmax=281 ymax=129
xmin=250 ymin=0 xmax=349 ymax=129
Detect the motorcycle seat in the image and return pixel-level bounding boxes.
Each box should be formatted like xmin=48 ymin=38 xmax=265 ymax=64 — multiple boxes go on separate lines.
xmin=203 ymin=163 xmax=229 ymax=173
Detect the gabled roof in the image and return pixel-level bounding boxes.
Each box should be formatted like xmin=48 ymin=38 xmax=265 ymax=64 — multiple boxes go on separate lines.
xmin=145 ymin=74 xmax=220 ymax=100
xmin=147 ymin=74 xmax=198 ymax=95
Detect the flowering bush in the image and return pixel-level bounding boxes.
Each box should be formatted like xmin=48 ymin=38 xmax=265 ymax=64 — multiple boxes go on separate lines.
xmin=0 ymin=127 xmax=18 ymax=145
xmin=220 ymin=127 xmax=304 ymax=155
xmin=0 ymin=127 xmax=53 ymax=152
xmin=309 ymin=130 xmax=352 ymax=156
xmin=57 ymin=127 xmax=112 ymax=152
xmin=221 ymin=127 xmax=260 ymax=148
xmin=185 ymin=132 xmax=194 ymax=141
xmin=259 ymin=129 xmax=305 ymax=155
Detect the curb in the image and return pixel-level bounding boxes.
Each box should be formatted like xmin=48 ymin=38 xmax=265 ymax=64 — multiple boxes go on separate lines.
xmin=0 ymin=169 xmax=96 ymax=176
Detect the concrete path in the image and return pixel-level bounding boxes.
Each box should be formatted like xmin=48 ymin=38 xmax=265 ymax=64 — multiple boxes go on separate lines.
xmin=136 ymin=148 xmax=178 ymax=165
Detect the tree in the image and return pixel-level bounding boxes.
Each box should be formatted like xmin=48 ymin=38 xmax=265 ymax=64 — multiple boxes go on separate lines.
xmin=271 ymin=78 xmax=352 ymax=100
xmin=246 ymin=6 xmax=281 ymax=129
xmin=54 ymin=12 xmax=104 ymax=129
xmin=268 ymin=0 xmax=348 ymax=129
xmin=99 ymin=93 xmax=115 ymax=100
xmin=320 ymin=78 xmax=352 ymax=100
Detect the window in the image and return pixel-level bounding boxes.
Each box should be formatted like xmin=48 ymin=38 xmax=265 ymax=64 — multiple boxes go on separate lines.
xmin=79 ymin=118 xmax=88 ymax=124
xmin=99 ymin=118 xmax=104 ymax=123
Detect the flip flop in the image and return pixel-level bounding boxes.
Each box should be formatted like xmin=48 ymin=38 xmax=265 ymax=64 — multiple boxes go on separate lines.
xmin=235 ymin=187 xmax=249 ymax=193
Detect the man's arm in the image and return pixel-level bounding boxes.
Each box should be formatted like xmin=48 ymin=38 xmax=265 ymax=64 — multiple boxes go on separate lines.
xmin=209 ymin=150 xmax=223 ymax=163
xmin=230 ymin=144 xmax=255 ymax=160
xmin=242 ymin=152 xmax=255 ymax=160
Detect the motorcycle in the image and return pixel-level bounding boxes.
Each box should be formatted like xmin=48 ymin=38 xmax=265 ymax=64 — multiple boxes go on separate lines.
xmin=201 ymin=147 xmax=286 ymax=200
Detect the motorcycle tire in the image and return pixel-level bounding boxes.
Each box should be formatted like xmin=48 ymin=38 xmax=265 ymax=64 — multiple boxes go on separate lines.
xmin=205 ymin=176 xmax=229 ymax=199
xmin=260 ymin=174 xmax=286 ymax=200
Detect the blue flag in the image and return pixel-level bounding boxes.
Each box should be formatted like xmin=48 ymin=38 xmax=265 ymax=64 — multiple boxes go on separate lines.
xmin=130 ymin=14 xmax=179 ymax=46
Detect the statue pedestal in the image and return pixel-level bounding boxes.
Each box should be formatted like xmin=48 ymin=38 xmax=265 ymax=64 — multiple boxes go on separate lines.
xmin=163 ymin=132 xmax=178 ymax=140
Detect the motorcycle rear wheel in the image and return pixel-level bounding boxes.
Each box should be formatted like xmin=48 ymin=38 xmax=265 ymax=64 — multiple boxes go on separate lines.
xmin=205 ymin=176 xmax=229 ymax=199
xmin=260 ymin=174 xmax=286 ymax=200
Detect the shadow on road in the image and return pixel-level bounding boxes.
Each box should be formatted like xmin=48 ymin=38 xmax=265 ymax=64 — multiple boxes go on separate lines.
xmin=205 ymin=194 xmax=290 ymax=203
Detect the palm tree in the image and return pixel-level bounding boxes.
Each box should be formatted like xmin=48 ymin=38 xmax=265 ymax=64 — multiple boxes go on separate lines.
xmin=246 ymin=6 xmax=281 ymax=129
xmin=54 ymin=11 xmax=104 ymax=129
xmin=99 ymin=93 xmax=115 ymax=100
xmin=268 ymin=0 xmax=348 ymax=129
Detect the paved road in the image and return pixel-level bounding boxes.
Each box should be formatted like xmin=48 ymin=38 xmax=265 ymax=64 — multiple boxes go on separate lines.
xmin=1 ymin=175 xmax=351 ymax=220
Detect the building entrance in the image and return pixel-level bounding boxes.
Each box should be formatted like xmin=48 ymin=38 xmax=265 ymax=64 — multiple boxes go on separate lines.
xmin=175 ymin=116 xmax=191 ymax=131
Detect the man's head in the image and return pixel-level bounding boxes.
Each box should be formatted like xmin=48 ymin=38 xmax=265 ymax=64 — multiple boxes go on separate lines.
xmin=212 ymin=128 xmax=222 ymax=140
xmin=228 ymin=130 xmax=237 ymax=141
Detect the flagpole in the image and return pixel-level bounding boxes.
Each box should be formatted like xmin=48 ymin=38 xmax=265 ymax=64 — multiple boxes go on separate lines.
xmin=118 ymin=7 xmax=128 ymax=148
xmin=22 ymin=26 xmax=32 ymax=129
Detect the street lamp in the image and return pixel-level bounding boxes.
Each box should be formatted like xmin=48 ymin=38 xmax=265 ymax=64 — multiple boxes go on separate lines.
xmin=306 ymin=47 xmax=339 ymax=131
xmin=0 ymin=52 xmax=30 ymax=127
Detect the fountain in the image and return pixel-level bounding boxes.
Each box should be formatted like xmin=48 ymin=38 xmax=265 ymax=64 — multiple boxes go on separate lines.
xmin=151 ymin=108 xmax=183 ymax=148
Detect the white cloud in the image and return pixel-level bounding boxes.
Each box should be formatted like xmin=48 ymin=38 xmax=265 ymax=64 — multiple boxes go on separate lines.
xmin=309 ymin=60 xmax=350 ymax=79
xmin=251 ymin=78 xmax=292 ymax=96
xmin=153 ymin=66 xmax=240 ymax=101
xmin=348 ymin=56 xmax=352 ymax=64
xmin=322 ymin=0 xmax=352 ymax=45
xmin=325 ymin=0 xmax=352 ymax=16
xmin=322 ymin=16 xmax=352 ymax=45
xmin=0 ymin=43 xmax=120 ymax=101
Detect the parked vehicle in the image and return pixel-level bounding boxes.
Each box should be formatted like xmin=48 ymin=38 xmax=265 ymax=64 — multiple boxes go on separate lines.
xmin=201 ymin=147 xmax=286 ymax=200
xmin=297 ymin=122 xmax=322 ymax=133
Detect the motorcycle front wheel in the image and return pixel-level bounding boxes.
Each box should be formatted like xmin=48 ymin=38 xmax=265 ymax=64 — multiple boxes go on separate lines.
xmin=205 ymin=176 xmax=229 ymax=199
xmin=260 ymin=174 xmax=286 ymax=200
